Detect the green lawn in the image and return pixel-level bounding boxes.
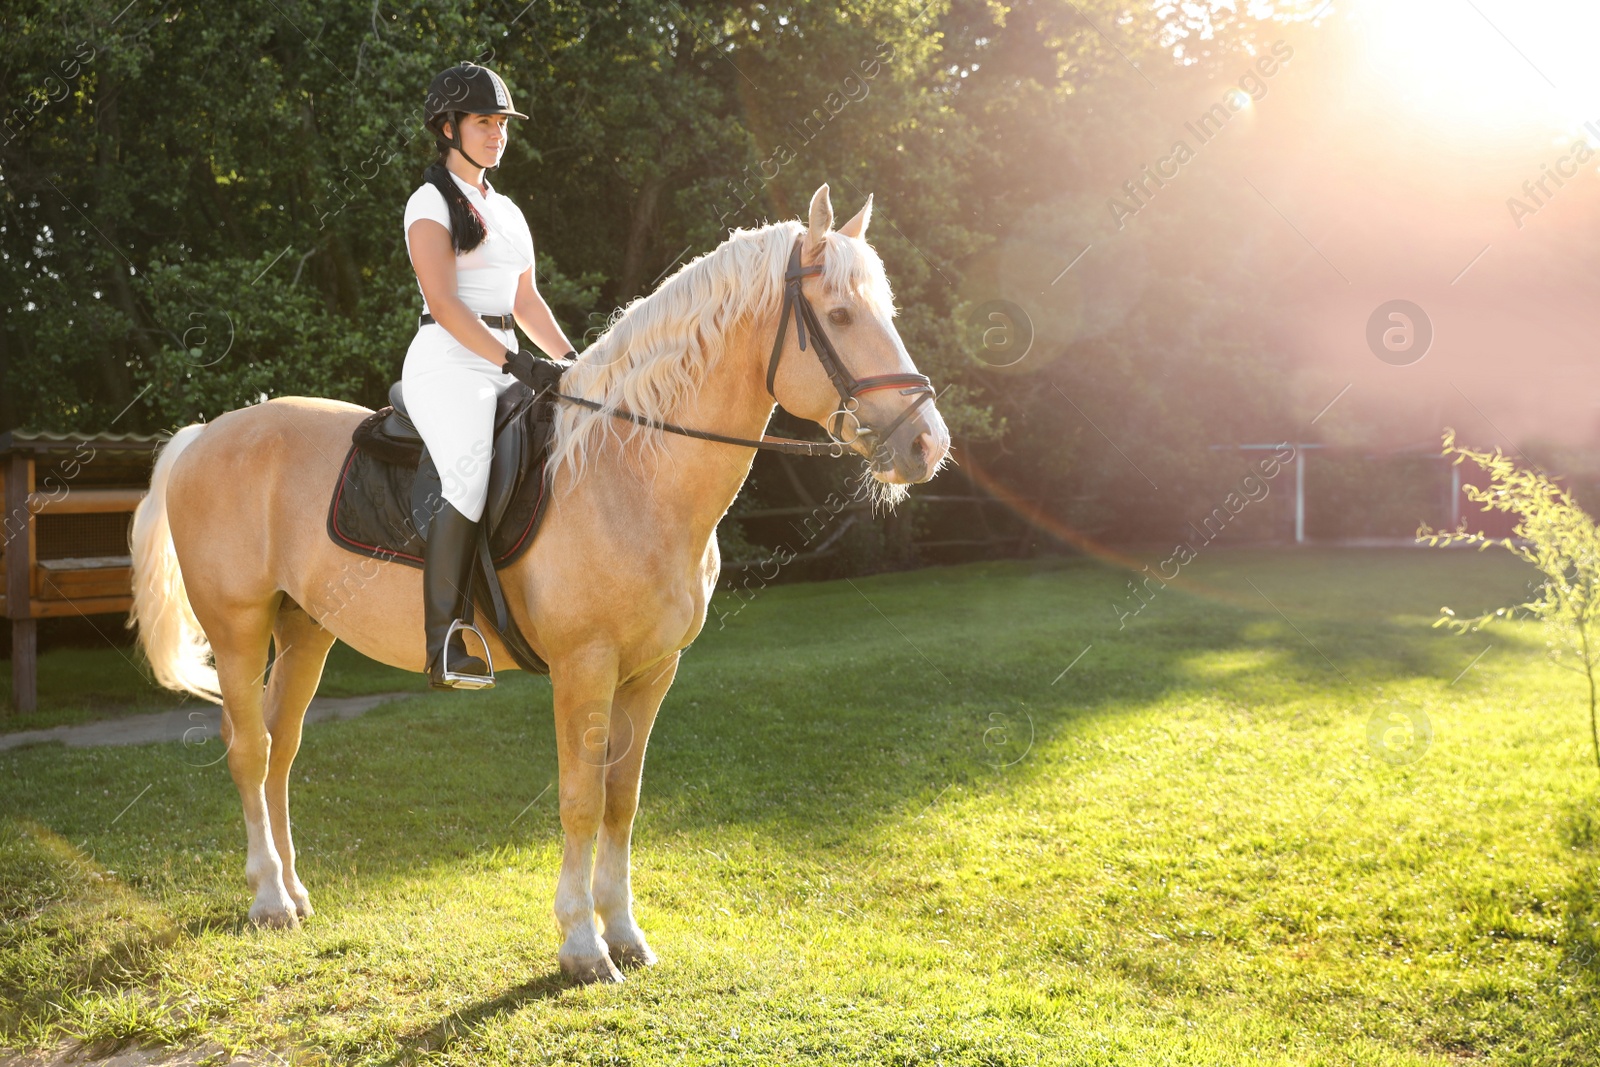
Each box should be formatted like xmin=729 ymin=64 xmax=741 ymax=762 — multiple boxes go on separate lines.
xmin=2 ymin=549 xmax=1597 ymax=1065
xmin=0 ymin=635 xmax=430 ymax=734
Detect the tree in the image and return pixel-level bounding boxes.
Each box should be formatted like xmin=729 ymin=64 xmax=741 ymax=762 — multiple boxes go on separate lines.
xmin=0 ymin=0 xmax=1320 ymax=568
xmin=1419 ymin=430 xmax=1600 ymax=770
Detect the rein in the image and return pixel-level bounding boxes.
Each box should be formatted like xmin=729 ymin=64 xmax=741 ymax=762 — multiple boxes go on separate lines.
xmin=552 ymin=234 xmax=936 ymax=459
xmin=552 ymin=393 xmax=846 ymax=458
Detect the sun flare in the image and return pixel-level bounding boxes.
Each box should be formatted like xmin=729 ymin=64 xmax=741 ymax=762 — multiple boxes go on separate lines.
xmin=1346 ymin=0 xmax=1600 ymax=140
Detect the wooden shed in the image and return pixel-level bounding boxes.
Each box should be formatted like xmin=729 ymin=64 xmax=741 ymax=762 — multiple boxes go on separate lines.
xmin=2 ymin=429 xmax=167 ymax=714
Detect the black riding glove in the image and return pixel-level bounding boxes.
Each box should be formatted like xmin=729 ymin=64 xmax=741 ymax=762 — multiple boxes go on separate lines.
xmin=501 ymin=348 xmax=568 ymax=395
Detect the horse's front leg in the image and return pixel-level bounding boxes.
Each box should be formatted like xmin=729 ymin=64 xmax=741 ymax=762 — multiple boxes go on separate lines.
xmin=593 ymin=652 xmax=679 ymax=969
xmin=551 ymin=648 xmax=624 ymax=983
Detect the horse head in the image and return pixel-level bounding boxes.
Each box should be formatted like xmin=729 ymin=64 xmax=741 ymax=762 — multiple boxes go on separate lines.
xmin=765 ymin=184 xmax=952 ymax=492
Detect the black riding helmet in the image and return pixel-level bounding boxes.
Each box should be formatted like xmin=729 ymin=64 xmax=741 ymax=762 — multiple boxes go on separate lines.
xmin=423 ymin=62 xmax=528 ymax=171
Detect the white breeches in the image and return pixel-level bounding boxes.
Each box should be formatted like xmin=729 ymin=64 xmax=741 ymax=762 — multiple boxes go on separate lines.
xmin=401 ymin=323 xmax=517 ymax=523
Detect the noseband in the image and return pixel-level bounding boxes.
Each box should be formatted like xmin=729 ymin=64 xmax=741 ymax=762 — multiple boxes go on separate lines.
xmin=765 ymin=235 xmax=936 ymax=452
xmin=555 ymin=233 xmax=936 ymax=459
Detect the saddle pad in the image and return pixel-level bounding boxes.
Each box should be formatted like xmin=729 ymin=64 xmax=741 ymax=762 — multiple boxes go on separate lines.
xmin=325 ymin=410 xmax=551 ymax=570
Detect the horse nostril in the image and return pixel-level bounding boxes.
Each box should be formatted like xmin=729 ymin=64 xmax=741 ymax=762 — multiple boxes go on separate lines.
xmin=914 ymin=431 xmax=946 ymax=471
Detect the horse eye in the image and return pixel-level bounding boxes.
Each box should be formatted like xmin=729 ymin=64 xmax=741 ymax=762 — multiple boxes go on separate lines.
xmin=828 ymin=308 xmax=851 ymax=326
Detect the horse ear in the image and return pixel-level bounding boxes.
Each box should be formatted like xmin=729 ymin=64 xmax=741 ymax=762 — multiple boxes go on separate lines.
xmin=837 ymin=194 xmax=872 ymax=240
xmin=804 ymin=184 xmax=833 ymax=258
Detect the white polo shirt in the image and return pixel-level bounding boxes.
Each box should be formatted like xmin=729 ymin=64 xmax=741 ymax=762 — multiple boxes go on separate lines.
xmin=403 ymin=169 xmax=535 ymax=318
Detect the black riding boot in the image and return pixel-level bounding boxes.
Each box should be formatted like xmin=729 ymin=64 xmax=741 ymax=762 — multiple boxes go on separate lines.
xmin=423 ymin=499 xmax=494 ymax=689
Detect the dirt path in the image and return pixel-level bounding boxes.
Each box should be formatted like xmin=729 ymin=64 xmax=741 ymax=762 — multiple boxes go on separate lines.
xmin=0 ymin=692 xmax=419 ymax=752
xmin=0 ymin=1040 xmax=265 ymax=1066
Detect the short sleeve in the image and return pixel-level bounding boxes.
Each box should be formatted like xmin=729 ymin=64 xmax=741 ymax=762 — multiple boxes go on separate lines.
xmin=403 ymin=183 xmax=451 ymax=238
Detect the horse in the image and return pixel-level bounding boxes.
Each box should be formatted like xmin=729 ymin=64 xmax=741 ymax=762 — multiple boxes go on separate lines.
xmin=126 ymin=184 xmax=951 ymax=984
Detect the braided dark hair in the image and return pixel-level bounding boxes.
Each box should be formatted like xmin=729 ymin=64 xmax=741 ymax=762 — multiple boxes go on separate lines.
xmin=422 ymin=116 xmax=487 ymax=255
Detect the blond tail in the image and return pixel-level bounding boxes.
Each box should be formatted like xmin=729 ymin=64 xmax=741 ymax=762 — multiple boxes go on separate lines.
xmin=125 ymin=423 xmax=222 ymax=704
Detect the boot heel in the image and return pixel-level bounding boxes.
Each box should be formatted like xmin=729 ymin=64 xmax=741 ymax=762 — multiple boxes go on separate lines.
xmin=436 ymin=619 xmax=496 ymax=690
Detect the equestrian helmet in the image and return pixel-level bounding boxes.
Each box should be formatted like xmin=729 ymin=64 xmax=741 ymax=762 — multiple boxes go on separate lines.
xmin=424 ymin=61 xmax=528 ymax=134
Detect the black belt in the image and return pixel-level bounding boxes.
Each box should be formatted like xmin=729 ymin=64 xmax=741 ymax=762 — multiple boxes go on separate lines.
xmin=419 ymin=313 xmax=514 ymax=330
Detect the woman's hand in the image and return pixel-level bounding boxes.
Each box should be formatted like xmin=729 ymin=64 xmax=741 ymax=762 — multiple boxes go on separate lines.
xmin=501 ymin=348 xmax=569 ymax=394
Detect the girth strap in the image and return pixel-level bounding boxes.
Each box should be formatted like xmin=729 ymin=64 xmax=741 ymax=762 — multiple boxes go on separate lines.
xmin=476 ymin=525 xmax=508 ymax=634
xmin=459 ymin=519 xmax=551 ymax=675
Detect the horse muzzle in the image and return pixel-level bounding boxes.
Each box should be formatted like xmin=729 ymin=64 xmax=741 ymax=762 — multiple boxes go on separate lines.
xmin=867 ymin=410 xmax=950 ymax=485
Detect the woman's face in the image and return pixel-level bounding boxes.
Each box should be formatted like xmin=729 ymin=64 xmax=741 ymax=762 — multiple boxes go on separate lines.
xmin=446 ymin=112 xmax=508 ymax=168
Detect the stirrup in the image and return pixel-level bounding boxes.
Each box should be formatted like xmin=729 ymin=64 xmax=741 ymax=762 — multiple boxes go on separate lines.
xmin=433 ymin=619 xmax=496 ymax=690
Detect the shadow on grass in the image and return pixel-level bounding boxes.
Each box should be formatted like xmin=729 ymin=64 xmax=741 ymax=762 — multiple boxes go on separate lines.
xmin=8 ymin=554 xmax=1553 ymax=875
xmin=0 ymin=640 xmax=429 ymax=737
xmin=175 ymin=909 xmax=255 ymax=939
xmin=0 ymin=549 xmax=1554 ymax=1038
xmin=380 ymin=972 xmax=573 ymax=1066
xmin=118 ymin=550 xmax=1529 ymax=908
xmin=1558 ymin=799 xmax=1600 ymax=983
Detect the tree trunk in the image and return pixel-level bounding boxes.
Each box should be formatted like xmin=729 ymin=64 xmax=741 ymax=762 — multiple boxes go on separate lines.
xmin=193 ymin=152 xmax=245 ymax=247
xmin=328 ymin=230 xmax=362 ymax=317
xmin=0 ymin=323 xmax=17 ymax=431
xmin=1584 ymin=623 xmax=1598 ymax=771
xmin=92 ymin=69 xmax=137 ymax=416
xmin=619 ymin=175 xmax=663 ymax=299
xmin=777 ymin=453 xmax=818 ymax=507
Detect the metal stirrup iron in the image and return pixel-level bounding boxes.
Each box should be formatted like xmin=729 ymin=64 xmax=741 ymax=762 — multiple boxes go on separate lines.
xmin=439 ymin=620 xmax=495 ymax=689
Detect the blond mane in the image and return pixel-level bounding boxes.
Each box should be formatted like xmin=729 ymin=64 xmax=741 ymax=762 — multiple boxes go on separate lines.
xmin=545 ymin=218 xmax=898 ymax=487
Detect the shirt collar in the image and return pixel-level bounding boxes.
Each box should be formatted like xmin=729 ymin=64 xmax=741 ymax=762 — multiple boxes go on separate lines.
xmin=446 ymin=168 xmax=493 ymax=203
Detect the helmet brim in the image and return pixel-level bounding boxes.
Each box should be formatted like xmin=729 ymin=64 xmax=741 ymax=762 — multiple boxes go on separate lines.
xmin=449 ymin=107 xmax=529 ymax=121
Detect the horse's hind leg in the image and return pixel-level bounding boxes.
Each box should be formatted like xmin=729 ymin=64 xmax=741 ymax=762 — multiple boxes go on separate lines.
xmin=262 ymin=597 xmax=339 ymax=920
xmin=208 ymin=597 xmax=300 ymax=927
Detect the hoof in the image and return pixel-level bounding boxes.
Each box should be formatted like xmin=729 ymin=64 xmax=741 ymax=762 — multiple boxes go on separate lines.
xmin=561 ymin=950 xmax=624 ymax=985
xmin=287 ymin=881 xmax=314 ymax=920
xmin=607 ymin=938 xmax=658 ymax=969
xmin=248 ymin=899 xmax=301 ymax=929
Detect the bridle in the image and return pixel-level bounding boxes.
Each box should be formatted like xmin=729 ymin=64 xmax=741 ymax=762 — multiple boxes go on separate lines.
xmin=555 ymin=233 xmax=937 ymax=460
xmin=765 ymin=234 xmax=936 ymax=453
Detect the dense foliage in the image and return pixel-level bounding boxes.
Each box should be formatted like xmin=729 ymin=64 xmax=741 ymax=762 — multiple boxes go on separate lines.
xmin=1 ymin=0 xmax=1331 ymax=550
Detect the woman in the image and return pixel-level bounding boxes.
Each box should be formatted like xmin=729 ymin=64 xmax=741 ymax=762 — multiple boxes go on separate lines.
xmin=405 ymin=61 xmax=576 ymax=689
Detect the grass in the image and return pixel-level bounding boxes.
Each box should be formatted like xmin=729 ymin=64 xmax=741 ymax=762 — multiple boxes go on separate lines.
xmin=0 ymin=636 xmax=429 ymax=735
xmin=1 ymin=548 xmax=1598 ymax=1065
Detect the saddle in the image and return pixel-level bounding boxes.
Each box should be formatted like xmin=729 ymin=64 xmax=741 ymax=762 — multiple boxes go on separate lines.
xmin=326 ymin=363 xmax=570 ymax=675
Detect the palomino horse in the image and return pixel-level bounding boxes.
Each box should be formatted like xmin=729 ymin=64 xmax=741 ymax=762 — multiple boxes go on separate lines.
xmin=127 ymin=184 xmax=950 ymax=983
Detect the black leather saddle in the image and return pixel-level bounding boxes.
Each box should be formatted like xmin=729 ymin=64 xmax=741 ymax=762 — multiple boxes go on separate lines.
xmin=380 ymin=380 xmax=537 ymax=543
xmin=326 ymin=366 xmax=572 ymax=675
